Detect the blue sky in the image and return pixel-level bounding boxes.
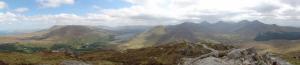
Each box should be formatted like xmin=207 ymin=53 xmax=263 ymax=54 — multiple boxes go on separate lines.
xmin=0 ymin=0 xmax=300 ymax=32
xmin=0 ymin=0 xmax=131 ymax=15
xmin=0 ymin=0 xmax=132 ymax=31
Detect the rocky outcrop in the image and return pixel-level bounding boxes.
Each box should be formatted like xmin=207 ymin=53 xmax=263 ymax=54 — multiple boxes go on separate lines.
xmin=0 ymin=61 xmax=8 ymax=65
xmin=182 ymin=44 xmax=291 ymax=65
xmin=60 ymin=60 xmax=91 ymax=65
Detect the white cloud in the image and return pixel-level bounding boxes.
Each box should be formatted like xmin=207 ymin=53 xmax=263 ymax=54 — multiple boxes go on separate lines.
xmin=12 ymin=8 xmax=29 ymax=13
xmin=0 ymin=1 xmax=7 ymax=9
xmin=0 ymin=12 xmax=17 ymax=22
xmin=38 ymin=0 xmax=75 ymax=8
xmin=2 ymin=0 xmax=300 ymax=29
xmin=280 ymin=0 xmax=300 ymax=7
xmin=98 ymin=0 xmax=277 ymax=24
xmin=109 ymin=0 xmax=300 ymax=26
xmin=0 ymin=12 xmax=118 ymax=27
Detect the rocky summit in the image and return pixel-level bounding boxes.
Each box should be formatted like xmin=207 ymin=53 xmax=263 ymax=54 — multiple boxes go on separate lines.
xmin=182 ymin=47 xmax=291 ymax=65
xmin=0 ymin=40 xmax=293 ymax=65
xmin=77 ymin=41 xmax=291 ymax=65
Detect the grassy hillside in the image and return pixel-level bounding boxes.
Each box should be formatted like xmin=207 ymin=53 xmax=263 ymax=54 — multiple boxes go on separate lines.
xmin=0 ymin=52 xmax=73 ymax=65
xmin=119 ymin=26 xmax=167 ymax=49
xmin=0 ymin=25 xmax=116 ymax=53
xmin=0 ymin=41 xmax=233 ymax=65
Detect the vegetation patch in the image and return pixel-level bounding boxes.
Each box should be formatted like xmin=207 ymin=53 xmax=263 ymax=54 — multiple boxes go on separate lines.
xmin=255 ymin=32 xmax=300 ymax=41
xmin=79 ymin=42 xmax=233 ymax=65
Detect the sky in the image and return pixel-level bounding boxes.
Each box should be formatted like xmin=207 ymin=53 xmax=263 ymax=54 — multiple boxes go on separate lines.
xmin=0 ymin=0 xmax=300 ymax=31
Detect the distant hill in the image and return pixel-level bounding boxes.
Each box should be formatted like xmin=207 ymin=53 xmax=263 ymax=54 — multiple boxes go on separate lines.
xmin=0 ymin=30 xmax=34 ymax=36
xmin=255 ymin=32 xmax=300 ymax=41
xmin=118 ymin=26 xmax=166 ymax=49
xmin=30 ymin=25 xmax=113 ymax=41
xmin=121 ymin=20 xmax=300 ymax=49
xmin=0 ymin=31 xmax=11 ymax=35
xmin=109 ymin=25 xmax=152 ymax=41
xmin=0 ymin=25 xmax=116 ymax=51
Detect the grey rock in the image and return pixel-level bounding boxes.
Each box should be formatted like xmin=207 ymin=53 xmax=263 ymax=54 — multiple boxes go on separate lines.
xmin=227 ymin=49 xmax=243 ymax=59
xmin=181 ymin=44 xmax=292 ymax=65
xmin=60 ymin=60 xmax=91 ymax=65
xmin=184 ymin=57 xmax=230 ymax=65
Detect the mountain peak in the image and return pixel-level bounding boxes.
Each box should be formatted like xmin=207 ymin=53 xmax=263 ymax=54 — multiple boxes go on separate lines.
xmin=216 ymin=21 xmax=225 ymax=24
xmin=252 ymin=20 xmax=264 ymax=24
xmin=200 ymin=21 xmax=211 ymax=25
xmin=178 ymin=22 xmax=199 ymax=28
xmin=214 ymin=21 xmax=234 ymax=25
xmin=238 ymin=20 xmax=264 ymax=25
xmin=238 ymin=20 xmax=251 ymax=24
xmin=30 ymin=25 xmax=112 ymax=40
xmin=180 ymin=22 xmax=197 ymax=25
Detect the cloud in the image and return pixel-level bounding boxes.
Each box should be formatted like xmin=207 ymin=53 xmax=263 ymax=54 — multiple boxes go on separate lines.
xmin=100 ymin=0 xmax=269 ymax=23
xmin=11 ymin=8 xmax=29 ymax=14
xmin=37 ymin=0 xmax=75 ymax=8
xmin=251 ymin=3 xmax=280 ymax=13
xmin=280 ymin=0 xmax=300 ymax=7
xmin=2 ymin=0 xmax=300 ymax=29
xmin=0 ymin=12 xmax=116 ymax=27
xmin=111 ymin=0 xmax=300 ymax=26
xmin=0 ymin=1 xmax=7 ymax=9
xmin=282 ymin=9 xmax=300 ymax=17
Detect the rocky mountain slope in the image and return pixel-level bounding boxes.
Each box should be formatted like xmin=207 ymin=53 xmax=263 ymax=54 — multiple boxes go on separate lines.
xmin=0 ymin=25 xmax=114 ymax=43
xmin=0 ymin=41 xmax=292 ymax=65
xmin=121 ymin=20 xmax=300 ymax=49
xmin=0 ymin=25 xmax=116 ymax=53
xmin=182 ymin=47 xmax=291 ymax=65
xmin=30 ymin=25 xmax=113 ymax=41
xmin=81 ymin=42 xmax=292 ymax=65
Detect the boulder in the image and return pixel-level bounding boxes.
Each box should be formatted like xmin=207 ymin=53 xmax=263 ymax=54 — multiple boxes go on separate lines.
xmin=182 ymin=47 xmax=292 ymax=65
xmin=184 ymin=57 xmax=230 ymax=65
xmin=60 ymin=60 xmax=91 ymax=65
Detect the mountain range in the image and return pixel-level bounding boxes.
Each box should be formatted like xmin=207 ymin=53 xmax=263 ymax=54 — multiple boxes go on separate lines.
xmin=120 ymin=20 xmax=300 ymax=49
xmin=0 ymin=20 xmax=300 ymax=65
xmin=1 ymin=20 xmax=300 ymax=50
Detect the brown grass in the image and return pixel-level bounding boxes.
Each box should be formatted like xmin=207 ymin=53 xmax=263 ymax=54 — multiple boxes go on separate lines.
xmin=79 ymin=42 xmax=233 ymax=65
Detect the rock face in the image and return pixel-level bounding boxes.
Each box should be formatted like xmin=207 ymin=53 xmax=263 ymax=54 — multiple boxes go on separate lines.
xmin=182 ymin=47 xmax=291 ymax=65
xmin=0 ymin=61 xmax=8 ymax=65
xmin=60 ymin=60 xmax=91 ymax=65
xmin=183 ymin=57 xmax=230 ymax=65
